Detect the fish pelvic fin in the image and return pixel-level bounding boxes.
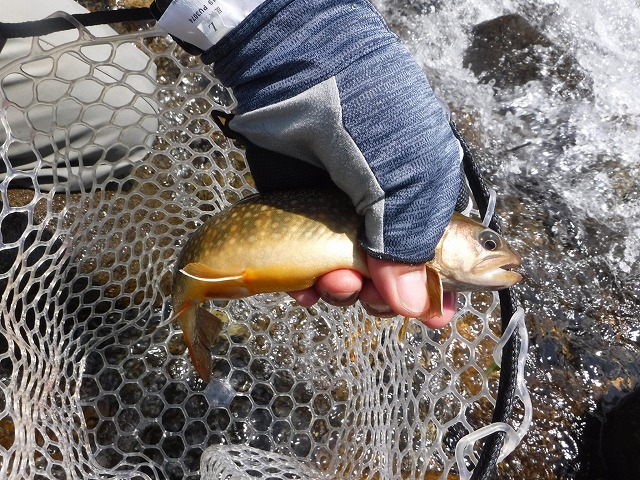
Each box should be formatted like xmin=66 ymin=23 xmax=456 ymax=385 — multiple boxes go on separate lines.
xmin=172 ymin=302 xmax=224 ymax=383
xmin=424 ymin=264 xmax=444 ymax=319
xmin=180 ymin=262 xmax=244 ymax=283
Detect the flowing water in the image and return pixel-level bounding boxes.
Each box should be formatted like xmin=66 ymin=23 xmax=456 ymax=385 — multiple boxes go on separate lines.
xmin=373 ymin=0 xmax=640 ymax=477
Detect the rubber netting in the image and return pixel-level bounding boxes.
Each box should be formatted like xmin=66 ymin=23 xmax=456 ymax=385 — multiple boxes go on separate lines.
xmin=0 ymin=15 xmax=530 ymax=480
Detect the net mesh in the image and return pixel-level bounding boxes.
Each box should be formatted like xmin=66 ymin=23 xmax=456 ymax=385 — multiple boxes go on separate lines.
xmin=0 ymin=17 xmax=530 ymax=480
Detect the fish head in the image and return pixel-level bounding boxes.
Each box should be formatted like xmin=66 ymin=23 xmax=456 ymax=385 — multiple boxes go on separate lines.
xmin=434 ymin=213 xmax=522 ymax=291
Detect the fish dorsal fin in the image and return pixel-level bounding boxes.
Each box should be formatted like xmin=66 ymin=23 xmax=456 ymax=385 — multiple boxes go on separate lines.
xmin=180 ymin=262 xmax=244 ymax=283
xmin=424 ymin=264 xmax=444 ymax=318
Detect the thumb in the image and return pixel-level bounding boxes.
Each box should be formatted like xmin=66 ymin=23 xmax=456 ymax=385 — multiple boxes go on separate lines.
xmin=366 ymin=257 xmax=429 ymax=318
xmin=366 ymin=256 xmax=457 ymax=328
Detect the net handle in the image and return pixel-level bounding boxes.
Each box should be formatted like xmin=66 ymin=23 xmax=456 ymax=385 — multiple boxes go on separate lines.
xmin=451 ymin=121 xmax=522 ymax=480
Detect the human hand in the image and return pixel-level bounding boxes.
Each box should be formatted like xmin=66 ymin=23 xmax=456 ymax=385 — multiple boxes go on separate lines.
xmin=288 ymin=258 xmax=457 ymax=329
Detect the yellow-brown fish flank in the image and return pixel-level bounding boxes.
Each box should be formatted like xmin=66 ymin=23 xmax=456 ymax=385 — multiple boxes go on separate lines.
xmin=172 ymin=188 xmax=522 ymax=381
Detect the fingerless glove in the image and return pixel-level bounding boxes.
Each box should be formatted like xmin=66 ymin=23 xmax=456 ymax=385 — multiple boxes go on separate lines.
xmin=152 ymin=0 xmax=462 ymax=263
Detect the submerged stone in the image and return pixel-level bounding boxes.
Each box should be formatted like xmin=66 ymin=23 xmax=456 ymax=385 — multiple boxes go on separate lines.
xmin=464 ymin=14 xmax=593 ymax=100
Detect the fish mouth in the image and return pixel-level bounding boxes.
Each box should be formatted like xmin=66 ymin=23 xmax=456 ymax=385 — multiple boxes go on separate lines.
xmin=500 ymin=261 xmax=521 ymax=273
xmin=473 ymin=254 xmax=522 ymax=288
xmin=499 ymin=268 xmax=523 ymax=284
xmin=497 ymin=260 xmax=523 ymax=285
xmin=479 ymin=252 xmax=521 ymax=270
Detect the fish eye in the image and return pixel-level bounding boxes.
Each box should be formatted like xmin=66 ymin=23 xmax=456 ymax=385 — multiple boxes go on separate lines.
xmin=478 ymin=229 xmax=501 ymax=251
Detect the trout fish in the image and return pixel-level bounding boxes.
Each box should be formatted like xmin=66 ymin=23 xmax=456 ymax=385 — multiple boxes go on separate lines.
xmin=172 ymin=189 xmax=522 ymax=381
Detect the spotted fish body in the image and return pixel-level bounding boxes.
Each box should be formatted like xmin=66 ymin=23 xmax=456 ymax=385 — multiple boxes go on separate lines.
xmin=172 ymin=189 xmax=522 ymax=381
xmin=174 ymin=190 xmax=365 ymax=302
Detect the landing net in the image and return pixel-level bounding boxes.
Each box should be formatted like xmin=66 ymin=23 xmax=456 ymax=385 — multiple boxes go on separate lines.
xmin=0 ymin=14 xmax=530 ymax=480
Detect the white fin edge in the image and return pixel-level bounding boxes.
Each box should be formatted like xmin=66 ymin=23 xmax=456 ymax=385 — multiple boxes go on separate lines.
xmin=179 ymin=269 xmax=244 ymax=283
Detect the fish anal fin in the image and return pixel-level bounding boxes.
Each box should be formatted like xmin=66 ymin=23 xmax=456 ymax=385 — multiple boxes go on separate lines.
xmin=181 ymin=262 xmax=244 ymax=283
xmin=424 ymin=265 xmax=444 ymax=319
xmin=178 ymin=304 xmax=224 ymax=383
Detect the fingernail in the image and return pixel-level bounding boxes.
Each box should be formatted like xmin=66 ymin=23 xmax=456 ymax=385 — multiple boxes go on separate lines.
xmin=320 ymin=291 xmax=359 ymax=306
xmin=397 ymin=269 xmax=428 ymax=315
xmin=362 ymin=303 xmax=394 ymax=317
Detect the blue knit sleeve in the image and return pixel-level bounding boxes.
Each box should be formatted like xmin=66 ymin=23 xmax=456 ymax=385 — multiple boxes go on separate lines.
xmin=155 ymin=0 xmax=462 ymax=263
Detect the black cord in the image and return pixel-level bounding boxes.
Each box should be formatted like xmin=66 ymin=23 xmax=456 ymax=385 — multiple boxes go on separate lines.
xmin=0 ymin=8 xmax=153 ymax=43
xmin=451 ymin=122 xmax=522 ymax=480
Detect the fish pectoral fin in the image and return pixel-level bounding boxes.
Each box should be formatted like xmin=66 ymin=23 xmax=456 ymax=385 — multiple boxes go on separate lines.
xmin=180 ymin=262 xmax=244 ymax=283
xmin=424 ymin=265 xmax=444 ymax=318
xmin=182 ymin=306 xmax=224 ymax=383
xmin=398 ymin=317 xmax=410 ymax=343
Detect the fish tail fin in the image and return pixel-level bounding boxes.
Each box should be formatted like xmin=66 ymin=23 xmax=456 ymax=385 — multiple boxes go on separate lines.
xmin=172 ymin=302 xmax=224 ymax=383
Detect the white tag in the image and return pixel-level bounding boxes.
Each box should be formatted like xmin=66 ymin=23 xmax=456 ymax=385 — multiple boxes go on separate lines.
xmin=197 ymin=6 xmax=234 ymax=45
xmin=158 ymin=0 xmax=265 ymax=50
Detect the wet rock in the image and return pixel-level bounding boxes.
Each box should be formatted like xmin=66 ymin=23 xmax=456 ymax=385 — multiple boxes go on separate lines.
xmin=118 ymin=0 xmax=153 ymax=7
xmin=389 ymin=0 xmax=444 ymax=16
xmin=464 ymin=14 xmax=593 ymax=100
xmin=79 ymin=0 xmax=153 ymax=10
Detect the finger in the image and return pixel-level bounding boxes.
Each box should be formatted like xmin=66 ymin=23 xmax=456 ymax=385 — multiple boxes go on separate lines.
xmin=359 ymin=279 xmax=395 ymax=317
xmin=287 ymin=287 xmax=320 ymax=307
xmin=366 ymin=256 xmax=430 ymax=318
xmin=315 ymin=269 xmax=363 ymax=306
xmin=288 ymin=269 xmax=363 ymax=308
xmin=419 ymin=290 xmax=458 ymax=328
